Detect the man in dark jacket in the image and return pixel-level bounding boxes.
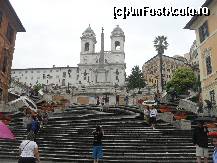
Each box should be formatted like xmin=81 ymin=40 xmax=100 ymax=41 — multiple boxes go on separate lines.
xmin=192 ymin=121 xmax=209 ymax=163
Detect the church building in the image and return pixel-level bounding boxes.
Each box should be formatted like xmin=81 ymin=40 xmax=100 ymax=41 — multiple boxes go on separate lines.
xmin=11 ymin=25 xmax=126 ymax=94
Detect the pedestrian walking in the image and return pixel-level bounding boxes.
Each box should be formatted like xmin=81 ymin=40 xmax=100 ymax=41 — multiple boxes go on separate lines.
xmin=92 ymin=125 xmax=104 ymax=163
xmin=149 ymin=105 xmax=158 ymax=129
xmin=124 ymin=95 xmax=129 ymax=106
xmin=192 ymin=121 xmax=209 ymax=163
xmin=23 ymin=113 xmax=32 ymax=133
xmin=143 ymin=105 xmax=150 ymax=124
xmin=96 ymin=96 xmax=100 ymax=105
xmin=116 ymin=95 xmax=119 ymax=106
xmin=211 ymin=135 xmax=217 ymax=162
xmin=42 ymin=111 xmax=48 ymax=126
xmin=18 ymin=131 xmax=40 ymax=163
xmin=31 ymin=116 xmax=40 ymax=136
xmin=105 ymin=95 xmax=109 ymax=109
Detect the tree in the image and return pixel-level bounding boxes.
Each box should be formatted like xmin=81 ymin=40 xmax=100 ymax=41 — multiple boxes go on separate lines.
xmin=153 ymin=36 xmax=169 ymax=92
xmin=33 ymin=83 xmax=43 ymax=92
xmin=166 ymin=67 xmax=196 ymax=94
xmin=127 ymin=66 xmax=146 ymax=91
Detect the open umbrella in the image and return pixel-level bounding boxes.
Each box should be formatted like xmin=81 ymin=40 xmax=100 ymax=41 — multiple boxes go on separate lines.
xmin=142 ymin=100 xmax=157 ymax=107
xmin=0 ymin=121 xmax=15 ymax=139
xmin=194 ymin=116 xmax=216 ymax=122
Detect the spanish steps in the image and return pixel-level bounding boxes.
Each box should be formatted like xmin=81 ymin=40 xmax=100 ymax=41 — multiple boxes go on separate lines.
xmin=0 ymin=105 xmax=213 ymax=162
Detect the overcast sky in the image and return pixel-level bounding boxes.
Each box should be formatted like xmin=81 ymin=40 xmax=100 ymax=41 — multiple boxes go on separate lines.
xmin=10 ymin=0 xmax=205 ymax=75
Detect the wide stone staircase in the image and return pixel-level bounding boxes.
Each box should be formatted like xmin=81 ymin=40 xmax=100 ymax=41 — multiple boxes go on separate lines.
xmin=0 ymin=105 xmax=214 ymax=162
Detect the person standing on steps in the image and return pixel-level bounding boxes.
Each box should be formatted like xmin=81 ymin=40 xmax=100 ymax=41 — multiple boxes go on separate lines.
xmin=192 ymin=121 xmax=209 ymax=163
xmin=92 ymin=125 xmax=104 ymax=163
xmin=18 ymin=131 xmax=40 ymax=163
xmin=124 ymin=95 xmax=129 ymax=106
xmin=149 ymin=105 xmax=158 ymax=129
xmin=211 ymin=136 xmax=217 ymax=162
xmin=143 ymin=105 xmax=150 ymax=124
xmin=116 ymin=95 xmax=119 ymax=106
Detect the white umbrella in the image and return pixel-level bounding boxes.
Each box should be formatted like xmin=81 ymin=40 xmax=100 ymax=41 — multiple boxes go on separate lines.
xmin=142 ymin=100 xmax=157 ymax=107
xmin=8 ymin=96 xmax=37 ymax=112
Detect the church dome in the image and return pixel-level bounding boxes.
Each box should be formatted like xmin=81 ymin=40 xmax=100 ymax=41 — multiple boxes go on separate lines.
xmin=111 ymin=25 xmax=125 ymax=37
xmin=81 ymin=25 xmax=96 ymax=43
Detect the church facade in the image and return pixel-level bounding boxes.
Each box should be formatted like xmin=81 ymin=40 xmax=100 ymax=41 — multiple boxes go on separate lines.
xmin=11 ymin=25 xmax=126 ymax=93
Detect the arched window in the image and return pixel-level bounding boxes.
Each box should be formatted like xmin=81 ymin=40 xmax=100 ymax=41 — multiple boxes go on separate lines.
xmin=85 ymin=42 xmax=89 ymax=51
xmin=115 ymin=41 xmax=120 ymax=50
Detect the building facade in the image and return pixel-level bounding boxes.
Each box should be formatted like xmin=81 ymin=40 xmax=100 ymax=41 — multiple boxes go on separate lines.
xmin=184 ymin=40 xmax=199 ymax=67
xmin=142 ymin=55 xmax=189 ymax=91
xmin=0 ymin=0 xmax=25 ymax=104
xmin=185 ymin=0 xmax=217 ymax=106
xmin=11 ymin=25 xmax=126 ymax=94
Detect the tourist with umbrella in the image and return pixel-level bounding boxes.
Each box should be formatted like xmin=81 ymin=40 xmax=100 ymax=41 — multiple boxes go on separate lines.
xmin=192 ymin=121 xmax=209 ymax=163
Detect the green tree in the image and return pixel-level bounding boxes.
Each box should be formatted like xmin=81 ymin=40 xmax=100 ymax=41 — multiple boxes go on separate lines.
xmin=33 ymin=83 xmax=43 ymax=92
xmin=127 ymin=66 xmax=146 ymax=91
xmin=166 ymin=67 xmax=196 ymax=94
xmin=153 ymin=35 xmax=169 ymax=91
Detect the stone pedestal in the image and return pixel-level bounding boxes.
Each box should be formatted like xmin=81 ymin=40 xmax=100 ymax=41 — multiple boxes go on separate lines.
xmin=172 ymin=119 xmax=191 ymax=130
xmin=158 ymin=112 xmax=174 ymax=123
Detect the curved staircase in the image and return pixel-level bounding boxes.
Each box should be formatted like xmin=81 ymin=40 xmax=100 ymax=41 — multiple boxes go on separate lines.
xmin=0 ymin=105 xmax=213 ymax=162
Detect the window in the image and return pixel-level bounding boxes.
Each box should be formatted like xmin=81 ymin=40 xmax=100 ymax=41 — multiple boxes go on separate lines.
xmin=206 ymin=55 xmax=212 ymax=75
xmin=199 ymin=21 xmax=209 ymax=43
xmin=115 ymin=41 xmax=120 ymax=50
xmin=6 ymin=24 xmax=14 ymax=44
xmin=210 ymin=90 xmax=216 ymax=105
xmin=43 ymin=74 xmax=45 ymax=79
xmin=1 ymin=49 xmax=8 ymax=73
xmin=62 ymin=79 xmax=65 ymax=86
xmin=63 ymin=72 xmax=66 ymax=78
xmin=85 ymin=42 xmax=89 ymax=51
xmin=0 ymin=10 xmax=3 ymax=27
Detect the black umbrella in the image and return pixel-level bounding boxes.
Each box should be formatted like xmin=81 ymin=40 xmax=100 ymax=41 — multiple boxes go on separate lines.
xmin=194 ymin=116 xmax=216 ymax=122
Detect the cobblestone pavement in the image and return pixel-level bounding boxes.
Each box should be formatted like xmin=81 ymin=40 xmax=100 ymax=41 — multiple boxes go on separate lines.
xmin=0 ymin=159 xmax=53 ymax=163
xmin=0 ymin=159 xmax=17 ymax=163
